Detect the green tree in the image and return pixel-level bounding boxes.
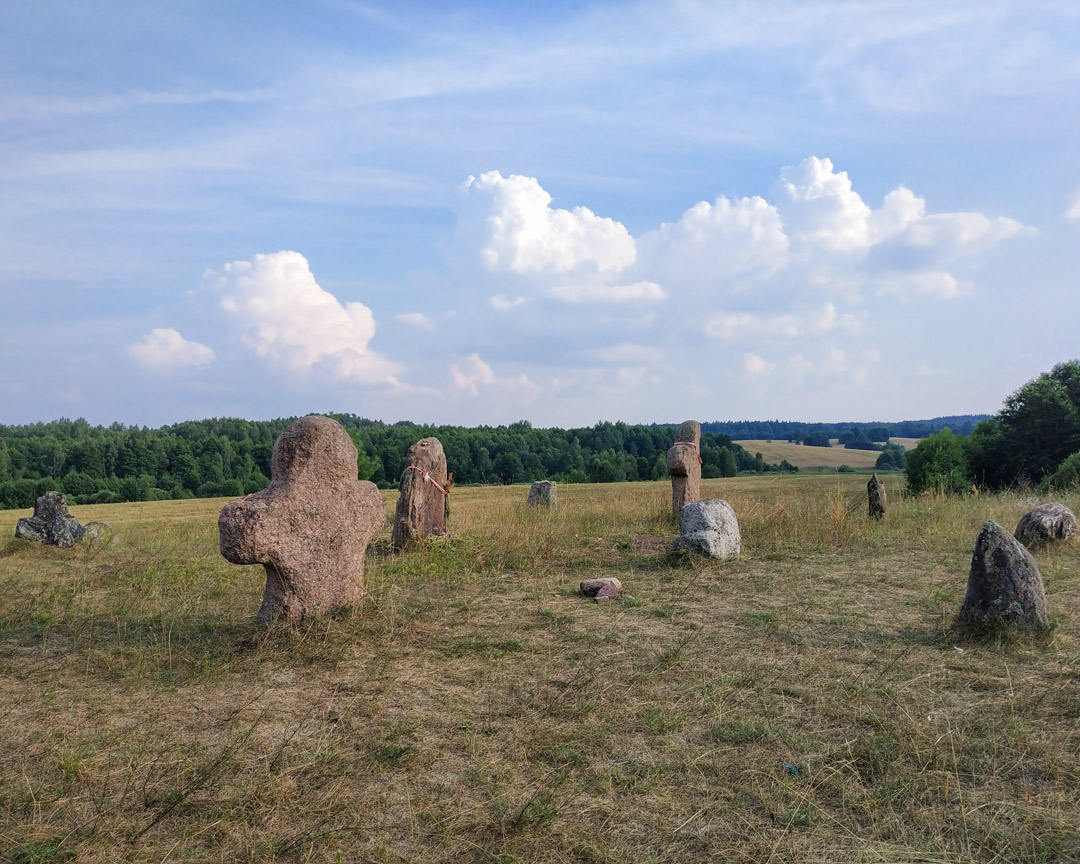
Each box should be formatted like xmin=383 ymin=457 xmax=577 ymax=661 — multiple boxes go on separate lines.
xmin=906 ymin=429 xmax=968 ymax=495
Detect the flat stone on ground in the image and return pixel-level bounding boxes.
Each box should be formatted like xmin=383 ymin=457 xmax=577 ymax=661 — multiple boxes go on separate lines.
xmin=580 ymin=577 xmax=622 ymax=601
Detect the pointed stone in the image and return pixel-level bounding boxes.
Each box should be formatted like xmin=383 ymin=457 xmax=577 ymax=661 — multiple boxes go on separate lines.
xmin=867 ymin=473 xmax=886 ymax=520
xmin=391 ymin=437 xmax=449 ymax=550
xmin=959 ymin=521 xmax=1048 ymax=631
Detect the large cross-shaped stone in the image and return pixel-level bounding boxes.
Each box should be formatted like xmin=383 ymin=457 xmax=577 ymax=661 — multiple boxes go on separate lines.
xmin=218 ymin=415 xmax=384 ymax=622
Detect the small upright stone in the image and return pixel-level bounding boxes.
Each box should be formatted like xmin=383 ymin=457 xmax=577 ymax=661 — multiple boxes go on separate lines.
xmin=218 ymin=415 xmax=384 ymax=622
xmin=15 ymin=492 xmax=85 ymax=548
xmin=528 ymin=480 xmax=558 ymax=508
xmin=867 ymin=473 xmax=886 ymax=520
xmin=959 ymin=521 xmax=1047 ymax=631
xmin=674 ymin=499 xmax=740 ymax=559
xmin=667 ymin=420 xmax=702 ymax=519
xmin=391 ymin=437 xmax=449 ymax=550
xmin=1015 ymin=503 xmax=1076 ymax=546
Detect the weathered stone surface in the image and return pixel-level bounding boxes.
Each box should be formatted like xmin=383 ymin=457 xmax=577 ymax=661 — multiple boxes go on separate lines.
xmin=667 ymin=420 xmax=702 ymax=519
xmin=391 ymin=437 xmax=449 ymax=550
xmin=528 ymin=480 xmax=558 ymax=508
xmin=218 ymin=415 xmax=384 ymax=623
xmin=959 ymin=520 xmax=1047 ymax=631
xmin=15 ymin=492 xmax=85 ymax=548
xmin=81 ymin=522 xmax=111 ymax=545
xmin=674 ymin=499 xmax=740 ymax=559
xmin=1015 ymin=503 xmax=1076 ymax=546
xmin=867 ymin=474 xmax=886 ymax=520
xmin=580 ymin=577 xmax=622 ymax=601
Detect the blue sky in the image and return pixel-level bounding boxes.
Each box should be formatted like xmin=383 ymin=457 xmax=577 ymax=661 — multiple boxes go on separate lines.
xmin=2 ymin=1 xmax=1078 ymax=427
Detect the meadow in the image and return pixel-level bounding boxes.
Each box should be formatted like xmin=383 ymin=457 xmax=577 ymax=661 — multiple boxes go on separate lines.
xmin=735 ymin=440 xmax=923 ymax=471
xmin=1 ymin=475 xmax=1079 ymax=863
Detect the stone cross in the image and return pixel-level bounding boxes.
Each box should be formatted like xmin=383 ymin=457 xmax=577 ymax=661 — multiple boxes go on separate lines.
xmin=959 ymin=521 xmax=1048 ymax=631
xmin=218 ymin=415 xmax=384 ymax=623
xmin=528 ymin=480 xmax=557 ymax=508
xmin=391 ymin=437 xmax=449 ymax=550
xmin=867 ymin=473 xmax=886 ymax=520
xmin=666 ymin=420 xmax=702 ymax=519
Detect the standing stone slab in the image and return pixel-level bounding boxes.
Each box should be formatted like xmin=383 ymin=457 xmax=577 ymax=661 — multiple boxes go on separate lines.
xmin=667 ymin=420 xmax=702 ymax=519
xmin=674 ymin=499 xmax=741 ymax=559
xmin=867 ymin=473 xmax=886 ymax=520
xmin=218 ymin=415 xmax=384 ymax=623
xmin=959 ymin=520 xmax=1048 ymax=631
xmin=1015 ymin=503 xmax=1076 ymax=546
xmin=528 ymin=480 xmax=558 ymax=508
xmin=15 ymin=492 xmax=85 ymax=548
xmin=391 ymin=437 xmax=449 ymax=550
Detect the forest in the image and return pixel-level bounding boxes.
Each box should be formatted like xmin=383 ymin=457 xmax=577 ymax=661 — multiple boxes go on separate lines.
xmin=0 ymin=417 xmax=784 ymax=508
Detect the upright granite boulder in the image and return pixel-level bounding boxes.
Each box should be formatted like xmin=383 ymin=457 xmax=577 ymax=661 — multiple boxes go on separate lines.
xmin=1014 ymin=503 xmax=1076 ymax=546
xmin=959 ymin=520 xmax=1047 ymax=631
xmin=667 ymin=420 xmax=702 ymax=519
xmin=218 ymin=415 xmax=384 ymax=623
xmin=674 ymin=499 xmax=741 ymax=559
xmin=391 ymin=437 xmax=449 ymax=550
xmin=15 ymin=492 xmax=85 ymax=548
xmin=528 ymin=480 xmax=558 ymax=508
xmin=867 ymin=473 xmax=886 ymax=520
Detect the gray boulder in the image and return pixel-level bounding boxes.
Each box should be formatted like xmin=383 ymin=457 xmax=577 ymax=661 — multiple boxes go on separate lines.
xmin=580 ymin=577 xmax=621 ymax=601
xmin=15 ymin=492 xmax=85 ymax=548
xmin=959 ymin=521 xmax=1047 ymax=631
xmin=674 ymin=499 xmax=740 ymax=559
xmin=81 ymin=522 xmax=112 ymax=545
xmin=528 ymin=480 xmax=558 ymax=508
xmin=1014 ymin=503 xmax=1076 ymax=546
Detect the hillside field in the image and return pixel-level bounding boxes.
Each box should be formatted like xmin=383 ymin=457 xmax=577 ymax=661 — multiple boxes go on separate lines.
xmin=2 ymin=476 xmax=1079 ymax=863
xmin=737 ymin=438 xmax=924 ymax=470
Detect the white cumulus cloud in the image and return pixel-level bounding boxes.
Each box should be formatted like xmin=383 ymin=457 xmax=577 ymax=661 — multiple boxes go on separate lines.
xmin=704 ymin=302 xmax=861 ymax=341
xmin=463 ymin=171 xmax=636 ymax=275
xmin=216 ymin=250 xmax=400 ymax=385
xmin=450 ymin=352 xmax=540 ymax=402
xmin=396 ymin=312 xmax=435 ymax=330
xmin=1065 ymin=187 xmax=1080 ymax=222
xmin=549 ymin=279 xmax=665 ymax=303
xmin=743 ymin=353 xmax=777 ymax=376
xmin=127 ymin=327 xmax=215 ymax=370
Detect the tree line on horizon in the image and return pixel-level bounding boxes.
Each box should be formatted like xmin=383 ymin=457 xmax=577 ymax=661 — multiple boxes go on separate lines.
xmin=0 ymin=417 xmax=806 ymax=509
xmin=905 ymin=360 xmax=1080 ymax=495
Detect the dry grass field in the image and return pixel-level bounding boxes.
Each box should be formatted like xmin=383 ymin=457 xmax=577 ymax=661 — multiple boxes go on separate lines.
xmin=737 ymin=439 xmax=923 ymax=471
xmin=2 ymin=476 xmax=1079 ymax=863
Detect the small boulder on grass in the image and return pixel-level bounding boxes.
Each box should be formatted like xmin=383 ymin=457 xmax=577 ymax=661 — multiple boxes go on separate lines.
xmin=528 ymin=480 xmax=557 ymax=508
xmin=959 ymin=521 xmax=1048 ymax=632
xmin=673 ymin=499 xmax=740 ymax=559
xmin=1014 ymin=503 xmax=1076 ymax=546
xmin=580 ymin=577 xmax=621 ymax=601
xmin=15 ymin=492 xmax=85 ymax=548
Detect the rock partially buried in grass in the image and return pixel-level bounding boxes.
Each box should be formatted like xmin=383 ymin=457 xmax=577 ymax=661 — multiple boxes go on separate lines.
xmin=867 ymin=473 xmax=886 ymax=520
xmin=667 ymin=420 xmax=702 ymax=519
xmin=81 ymin=521 xmax=111 ymax=545
xmin=391 ymin=437 xmax=449 ymax=550
xmin=218 ymin=415 xmax=384 ymax=623
xmin=674 ymin=499 xmax=740 ymax=559
xmin=580 ymin=577 xmax=622 ymax=601
xmin=959 ymin=520 xmax=1047 ymax=632
xmin=528 ymin=480 xmax=557 ymax=508
xmin=1014 ymin=503 xmax=1076 ymax=546
xmin=15 ymin=491 xmax=84 ymax=548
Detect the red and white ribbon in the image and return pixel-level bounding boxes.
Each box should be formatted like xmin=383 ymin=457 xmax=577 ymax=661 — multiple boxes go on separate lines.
xmin=673 ymin=440 xmax=703 ymax=464
xmin=404 ymin=465 xmax=448 ymax=496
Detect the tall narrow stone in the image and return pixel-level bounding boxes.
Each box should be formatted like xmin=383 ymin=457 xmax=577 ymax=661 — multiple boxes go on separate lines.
xmin=391 ymin=437 xmax=449 ymax=550
xmin=667 ymin=420 xmax=702 ymax=519
xmin=218 ymin=415 xmax=384 ymax=622
xmin=867 ymin=473 xmax=886 ymax=520
xmin=959 ymin=521 xmax=1048 ymax=632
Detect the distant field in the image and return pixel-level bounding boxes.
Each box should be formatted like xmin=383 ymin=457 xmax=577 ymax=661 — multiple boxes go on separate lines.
xmin=738 ymin=437 xmax=922 ymax=470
